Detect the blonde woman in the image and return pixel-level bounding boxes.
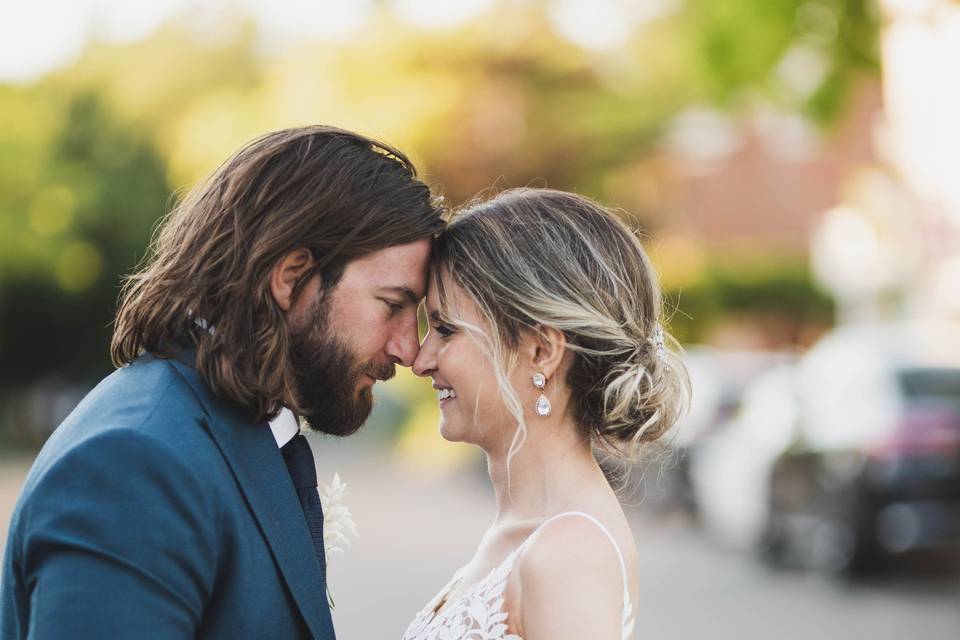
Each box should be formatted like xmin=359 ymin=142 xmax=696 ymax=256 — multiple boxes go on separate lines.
xmin=403 ymin=189 xmax=691 ymax=640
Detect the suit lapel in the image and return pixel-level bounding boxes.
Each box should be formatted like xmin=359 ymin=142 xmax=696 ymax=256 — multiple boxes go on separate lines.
xmin=165 ymin=355 xmax=335 ymax=640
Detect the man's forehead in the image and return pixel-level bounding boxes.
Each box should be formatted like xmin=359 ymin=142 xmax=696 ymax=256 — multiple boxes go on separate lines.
xmin=343 ymin=239 xmax=431 ymax=293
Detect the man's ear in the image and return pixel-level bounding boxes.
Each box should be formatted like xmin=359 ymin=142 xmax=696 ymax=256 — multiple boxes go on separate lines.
xmin=523 ymin=325 xmax=567 ymax=381
xmin=270 ymin=248 xmax=315 ymax=311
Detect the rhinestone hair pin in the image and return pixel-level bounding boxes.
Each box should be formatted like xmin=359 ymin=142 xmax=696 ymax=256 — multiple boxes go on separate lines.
xmin=648 ymin=324 xmax=666 ymax=359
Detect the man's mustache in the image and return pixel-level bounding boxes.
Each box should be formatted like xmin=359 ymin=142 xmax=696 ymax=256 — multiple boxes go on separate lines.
xmin=365 ymin=360 xmax=396 ymax=382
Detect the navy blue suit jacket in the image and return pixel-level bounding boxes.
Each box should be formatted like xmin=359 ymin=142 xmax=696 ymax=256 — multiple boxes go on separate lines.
xmin=1 ymin=351 xmax=336 ymax=639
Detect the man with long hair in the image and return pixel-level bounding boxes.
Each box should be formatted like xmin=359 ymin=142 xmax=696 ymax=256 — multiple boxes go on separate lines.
xmin=1 ymin=126 xmax=445 ymax=639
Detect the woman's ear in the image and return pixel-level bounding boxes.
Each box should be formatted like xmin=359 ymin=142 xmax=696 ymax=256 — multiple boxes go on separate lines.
xmin=524 ymin=325 xmax=567 ymax=380
xmin=270 ymin=248 xmax=315 ymax=311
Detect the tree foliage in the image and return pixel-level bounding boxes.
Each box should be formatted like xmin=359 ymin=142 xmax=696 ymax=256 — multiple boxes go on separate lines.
xmin=0 ymin=1 xmax=880 ymax=428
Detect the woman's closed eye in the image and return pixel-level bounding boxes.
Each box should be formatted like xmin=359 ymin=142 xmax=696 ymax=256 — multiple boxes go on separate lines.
xmin=432 ymin=323 xmax=455 ymax=338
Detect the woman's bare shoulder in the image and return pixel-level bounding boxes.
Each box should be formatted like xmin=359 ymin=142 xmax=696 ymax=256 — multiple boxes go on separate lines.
xmin=510 ymin=512 xmax=634 ymax=639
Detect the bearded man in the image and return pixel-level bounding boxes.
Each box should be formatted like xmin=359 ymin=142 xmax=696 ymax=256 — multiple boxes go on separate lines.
xmin=1 ymin=126 xmax=445 ymax=640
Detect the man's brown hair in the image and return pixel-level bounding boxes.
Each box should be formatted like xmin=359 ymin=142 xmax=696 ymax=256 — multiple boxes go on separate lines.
xmin=111 ymin=125 xmax=445 ymax=421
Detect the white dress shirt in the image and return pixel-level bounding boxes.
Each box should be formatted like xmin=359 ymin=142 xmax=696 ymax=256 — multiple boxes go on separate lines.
xmin=269 ymin=408 xmax=300 ymax=448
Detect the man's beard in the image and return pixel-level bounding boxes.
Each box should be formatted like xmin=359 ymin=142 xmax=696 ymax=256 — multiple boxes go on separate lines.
xmin=288 ymin=295 xmax=395 ymax=437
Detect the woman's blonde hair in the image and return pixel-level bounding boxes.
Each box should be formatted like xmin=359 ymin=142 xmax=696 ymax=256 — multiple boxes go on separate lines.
xmin=432 ymin=188 xmax=690 ymax=465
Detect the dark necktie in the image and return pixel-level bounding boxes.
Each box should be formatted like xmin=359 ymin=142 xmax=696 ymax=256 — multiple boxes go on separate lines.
xmin=281 ymin=434 xmax=327 ymax=580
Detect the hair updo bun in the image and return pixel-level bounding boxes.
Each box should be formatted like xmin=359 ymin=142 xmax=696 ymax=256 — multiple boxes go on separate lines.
xmin=579 ymin=324 xmax=690 ymax=457
xmin=432 ymin=188 xmax=691 ymax=461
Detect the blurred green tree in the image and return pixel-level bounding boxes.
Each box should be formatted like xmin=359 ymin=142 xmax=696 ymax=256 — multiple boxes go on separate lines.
xmin=0 ymin=91 xmax=169 ymax=390
xmin=0 ymin=0 xmax=881 ymax=441
xmin=665 ymin=258 xmax=835 ymax=346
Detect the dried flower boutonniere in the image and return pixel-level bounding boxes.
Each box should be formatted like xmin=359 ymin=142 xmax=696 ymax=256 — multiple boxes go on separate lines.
xmin=319 ymin=473 xmax=358 ymax=609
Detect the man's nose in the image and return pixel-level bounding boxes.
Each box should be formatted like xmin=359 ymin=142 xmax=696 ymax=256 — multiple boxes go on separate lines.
xmin=387 ymin=314 xmax=421 ymax=368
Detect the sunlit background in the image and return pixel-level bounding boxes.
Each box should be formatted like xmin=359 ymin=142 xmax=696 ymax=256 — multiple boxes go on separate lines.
xmin=1 ymin=0 xmax=959 ymax=638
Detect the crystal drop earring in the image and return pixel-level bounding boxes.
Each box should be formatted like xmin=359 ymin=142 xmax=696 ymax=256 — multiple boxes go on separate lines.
xmin=532 ymin=372 xmax=551 ymax=416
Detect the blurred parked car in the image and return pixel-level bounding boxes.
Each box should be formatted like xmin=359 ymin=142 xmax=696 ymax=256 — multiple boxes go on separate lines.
xmin=687 ymin=362 xmax=800 ymax=547
xmin=666 ymin=348 xmax=796 ymax=525
xmin=761 ymin=322 xmax=960 ymax=576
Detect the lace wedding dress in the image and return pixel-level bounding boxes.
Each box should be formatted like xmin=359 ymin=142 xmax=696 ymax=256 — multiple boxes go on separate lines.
xmin=402 ymin=512 xmax=636 ymax=640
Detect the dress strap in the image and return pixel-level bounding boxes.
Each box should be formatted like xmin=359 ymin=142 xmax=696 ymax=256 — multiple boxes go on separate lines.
xmin=515 ymin=511 xmax=630 ymax=591
xmin=515 ymin=511 xmax=635 ymax=638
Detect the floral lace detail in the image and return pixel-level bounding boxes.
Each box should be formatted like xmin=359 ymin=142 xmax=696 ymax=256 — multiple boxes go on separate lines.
xmin=402 ymin=548 xmax=523 ymax=640
xmin=402 ymin=512 xmax=635 ymax=640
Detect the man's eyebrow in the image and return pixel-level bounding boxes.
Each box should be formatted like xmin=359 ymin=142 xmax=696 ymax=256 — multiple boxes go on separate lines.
xmin=377 ymin=286 xmax=422 ymax=304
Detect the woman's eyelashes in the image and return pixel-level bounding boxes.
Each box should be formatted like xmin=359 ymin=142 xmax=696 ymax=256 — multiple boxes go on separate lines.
xmin=431 ymin=322 xmax=455 ymax=338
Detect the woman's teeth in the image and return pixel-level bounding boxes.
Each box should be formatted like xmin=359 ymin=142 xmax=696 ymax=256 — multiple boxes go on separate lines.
xmin=438 ymin=388 xmax=457 ymax=400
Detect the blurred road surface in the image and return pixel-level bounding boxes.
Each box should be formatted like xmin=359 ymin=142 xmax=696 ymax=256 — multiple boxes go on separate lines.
xmin=1 ymin=436 xmax=957 ymax=639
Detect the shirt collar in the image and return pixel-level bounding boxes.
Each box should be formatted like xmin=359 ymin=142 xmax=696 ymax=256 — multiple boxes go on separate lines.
xmin=269 ymin=408 xmax=300 ymax=448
